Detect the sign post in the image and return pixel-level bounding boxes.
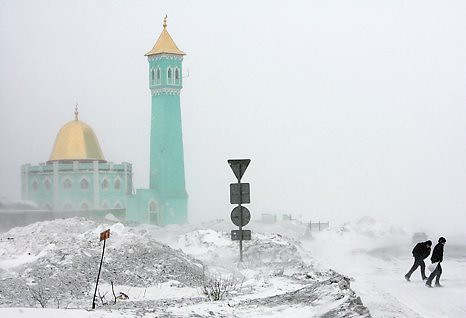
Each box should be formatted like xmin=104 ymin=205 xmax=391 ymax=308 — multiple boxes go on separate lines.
xmin=92 ymin=229 xmax=110 ymax=309
xmin=228 ymin=159 xmax=252 ymax=262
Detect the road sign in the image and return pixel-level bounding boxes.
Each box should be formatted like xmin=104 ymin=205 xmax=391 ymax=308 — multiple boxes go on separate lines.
xmin=100 ymin=229 xmax=110 ymax=241
xmin=231 ymin=229 xmax=251 ymax=241
xmin=231 ymin=206 xmax=251 ymax=227
xmin=230 ymin=183 xmax=250 ymax=204
xmin=94 ymin=228 xmax=110 ymax=309
xmin=228 ymin=159 xmax=251 ymax=181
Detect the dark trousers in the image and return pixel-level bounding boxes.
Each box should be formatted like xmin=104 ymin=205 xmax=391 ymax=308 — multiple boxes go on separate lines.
xmin=406 ymin=257 xmax=427 ymax=279
xmin=426 ymin=263 xmax=442 ymax=285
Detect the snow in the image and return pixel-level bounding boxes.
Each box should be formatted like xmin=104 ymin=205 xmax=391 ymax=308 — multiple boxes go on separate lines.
xmin=0 ymin=216 xmax=465 ymax=317
xmin=303 ymin=217 xmax=466 ymax=318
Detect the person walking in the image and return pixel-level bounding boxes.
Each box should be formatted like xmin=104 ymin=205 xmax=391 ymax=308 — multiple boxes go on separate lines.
xmin=426 ymin=237 xmax=447 ymax=288
xmin=405 ymin=240 xmax=432 ymax=281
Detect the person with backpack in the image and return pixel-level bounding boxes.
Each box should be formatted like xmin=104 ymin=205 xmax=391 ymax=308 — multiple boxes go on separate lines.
xmin=426 ymin=237 xmax=447 ymax=287
xmin=405 ymin=240 xmax=432 ymax=281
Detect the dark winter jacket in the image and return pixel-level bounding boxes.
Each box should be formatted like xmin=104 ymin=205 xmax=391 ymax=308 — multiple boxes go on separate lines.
xmin=412 ymin=241 xmax=431 ymax=259
xmin=431 ymin=242 xmax=444 ymax=263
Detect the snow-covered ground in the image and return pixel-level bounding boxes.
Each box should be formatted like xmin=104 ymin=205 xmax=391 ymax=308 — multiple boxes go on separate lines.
xmin=0 ymin=216 xmax=465 ymax=317
xmin=304 ymin=217 xmax=466 ymax=318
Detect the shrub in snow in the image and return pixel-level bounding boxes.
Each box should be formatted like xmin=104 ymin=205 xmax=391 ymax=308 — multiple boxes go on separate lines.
xmin=28 ymin=285 xmax=51 ymax=308
xmin=200 ymin=275 xmax=243 ymax=301
xmin=200 ymin=266 xmax=243 ymax=301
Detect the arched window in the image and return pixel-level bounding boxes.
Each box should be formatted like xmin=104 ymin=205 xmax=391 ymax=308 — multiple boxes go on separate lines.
xmin=102 ymin=202 xmax=109 ymax=209
xmin=167 ymin=68 xmax=172 ymax=84
xmin=32 ymin=179 xmax=39 ymax=191
xmin=114 ymin=178 xmax=121 ymax=190
xmin=63 ymin=203 xmax=72 ymax=210
xmin=151 ymin=69 xmax=155 ymax=84
xmin=44 ymin=178 xmax=51 ymax=191
xmin=101 ymin=178 xmax=109 ymax=190
xmin=115 ymin=202 xmax=122 ymax=209
xmin=81 ymin=202 xmax=89 ymax=210
xmin=63 ymin=178 xmax=72 ymax=190
xmin=80 ymin=178 xmax=89 ymax=190
xmin=175 ymin=68 xmax=180 ymax=85
xmin=156 ymin=68 xmax=161 ymax=84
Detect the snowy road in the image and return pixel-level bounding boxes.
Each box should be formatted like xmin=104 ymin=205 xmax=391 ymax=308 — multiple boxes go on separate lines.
xmin=304 ymin=231 xmax=466 ymax=318
xmin=350 ymin=258 xmax=466 ymax=318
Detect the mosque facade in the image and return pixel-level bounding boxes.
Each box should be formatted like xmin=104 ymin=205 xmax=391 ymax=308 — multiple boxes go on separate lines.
xmin=21 ymin=107 xmax=133 ymax=215
xmin=21 ymin=17 xmax=188 ymax=225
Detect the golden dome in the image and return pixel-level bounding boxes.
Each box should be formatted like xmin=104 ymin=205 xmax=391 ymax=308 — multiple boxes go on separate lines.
xmin=49 ymin=108 xmax=105 ymax=162
xmin=145 ymin=15 xmax=185 ymax=56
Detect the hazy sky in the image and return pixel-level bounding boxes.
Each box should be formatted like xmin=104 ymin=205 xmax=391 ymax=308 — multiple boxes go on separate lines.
xmin=1 ymin=0 xmax=465 ymax=232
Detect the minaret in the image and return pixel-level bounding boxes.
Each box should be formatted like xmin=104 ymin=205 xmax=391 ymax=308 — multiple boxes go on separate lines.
xmin=145 ymin=16 xmax=188 ymax=224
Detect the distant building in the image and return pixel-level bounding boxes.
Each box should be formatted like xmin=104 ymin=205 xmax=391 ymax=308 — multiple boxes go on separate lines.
xmin=127 ymin=16 xmax=188 ymax=225
xmin=19 ymin=16 xmax=188 ymax=226
xmin=21 ymin=107 xmax=132 ymax=215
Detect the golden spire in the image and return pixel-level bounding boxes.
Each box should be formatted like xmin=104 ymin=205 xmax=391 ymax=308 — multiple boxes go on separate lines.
xmin=74 ymin=103 xmax=79 ymax=121
xmin=145 ymin=15 xmax=185 ymax=56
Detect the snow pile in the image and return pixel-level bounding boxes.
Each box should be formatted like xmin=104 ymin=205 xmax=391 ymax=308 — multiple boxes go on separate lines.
xmin=244 ymin=233 xmax=304 ymax=268
xmin=0 ymin=218 xmax=204 ymax=308
xmin=175 ymin=228 xmax=234 ymax=258
xmin=238 ymin=273 xmax=368 ymax=317
xmin=0 ymin=217 xmax=371 ymax=317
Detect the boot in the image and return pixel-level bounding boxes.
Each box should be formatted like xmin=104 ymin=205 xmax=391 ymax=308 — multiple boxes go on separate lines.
xmin=404 ymin=275 xmax=410 ymax=282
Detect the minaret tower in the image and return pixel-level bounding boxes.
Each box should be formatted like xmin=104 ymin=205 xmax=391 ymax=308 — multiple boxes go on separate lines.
xmin=144 ymin=16 xmax=188 ymax=224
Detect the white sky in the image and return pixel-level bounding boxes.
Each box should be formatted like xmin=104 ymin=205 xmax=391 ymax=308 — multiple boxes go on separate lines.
xmin=1 ymin=0 xmax=466 ymax=232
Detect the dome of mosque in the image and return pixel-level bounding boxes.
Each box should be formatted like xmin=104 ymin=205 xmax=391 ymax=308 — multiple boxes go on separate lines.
xmin=48 ymin=108 xmax=105 ymax=162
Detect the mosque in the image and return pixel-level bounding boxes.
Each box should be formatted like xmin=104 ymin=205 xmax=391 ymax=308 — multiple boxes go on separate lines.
xmin=20 ymin=17 xmax=188 ymax=226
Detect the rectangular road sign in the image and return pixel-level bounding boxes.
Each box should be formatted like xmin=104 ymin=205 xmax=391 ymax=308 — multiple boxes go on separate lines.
xmin=230 ymin=183 xmax=250 ymax=204
xmin=100 ymin=229 xmax=110 ymax=241
xmin=231 ymin=229 xmax=252 ymax=241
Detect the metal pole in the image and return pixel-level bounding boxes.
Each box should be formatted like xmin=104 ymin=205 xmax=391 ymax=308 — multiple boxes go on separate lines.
xmin=92 ymin=239 xmax=106 ymax=309
xmin=238 ymin=163 xmax=243 ymax=262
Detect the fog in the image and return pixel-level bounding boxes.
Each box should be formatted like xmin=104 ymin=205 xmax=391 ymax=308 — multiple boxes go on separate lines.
xmin=1 ymin=0 xmax=466 ymax=233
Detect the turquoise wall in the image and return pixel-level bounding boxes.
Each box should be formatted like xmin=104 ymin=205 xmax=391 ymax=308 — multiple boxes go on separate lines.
xmin=150 ymin=94 xmax=186 ymax=194
xmin=21 ymin=161 xmax=132 ymax=212
xmin=127 ymin=188 xmax=161 ymax=225
xmin=120 ymin=54 xmax=189 ymax=226
xmin=127 ymin=189 xmax=186 ymax=226
xmin=147 ymin=54 xmax=188 ymax=224
xmin=148 ymin=55 xmax=182 ymax=90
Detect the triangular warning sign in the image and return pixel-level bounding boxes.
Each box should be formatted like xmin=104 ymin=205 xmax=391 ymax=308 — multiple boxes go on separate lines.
xmin=228 ymin=159 xmax=251 ymax=181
